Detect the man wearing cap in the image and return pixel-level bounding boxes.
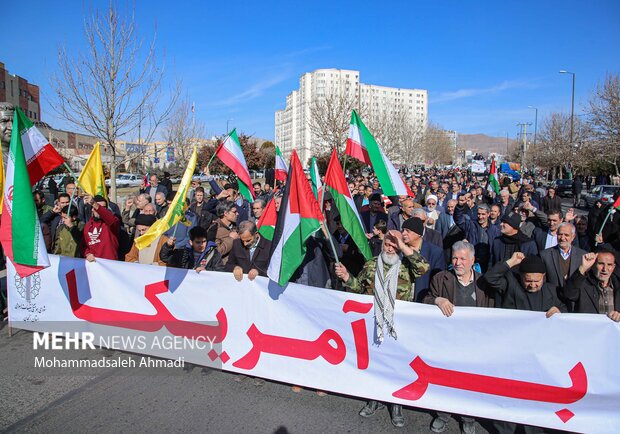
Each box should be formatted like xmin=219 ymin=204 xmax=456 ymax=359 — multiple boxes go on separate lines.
xmin=481 ymin=251 xmax=565 ymax=434
xmin=454 ymin=202 xmax=500 ymax=272
xmin=83 ymin=195 xmax=121 ymax=262
xmin=563 ymin=248 xmax=620 ymax=321
xmin=125 ymin=214 xmax=168 ymax=265
xmin=361 ymin=193 xmax=388 ymax=233
xmin=334 ymin=230 xmax=429 ymax=427
xmin=401 ymin=217 xmax=445 ymax=301
xmin=490 ymin=212 xmax=538 ymax=267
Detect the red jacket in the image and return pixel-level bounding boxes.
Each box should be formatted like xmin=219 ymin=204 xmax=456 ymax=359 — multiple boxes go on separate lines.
xmin=83 ymin=205 xmax=120 ymax=260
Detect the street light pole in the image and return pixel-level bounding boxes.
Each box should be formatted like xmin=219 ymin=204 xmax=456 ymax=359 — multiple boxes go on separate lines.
xmin=528 ymin=106 xmax=538 ymax=148
xmin=559 ymin=70 xmax=575 ymax=144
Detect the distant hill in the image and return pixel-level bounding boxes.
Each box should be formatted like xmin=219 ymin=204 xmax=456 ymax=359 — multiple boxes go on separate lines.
xmin=458 ymin=134 xmax=518 ymax=156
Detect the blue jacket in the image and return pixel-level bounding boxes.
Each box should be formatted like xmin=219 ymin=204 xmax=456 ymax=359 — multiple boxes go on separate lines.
xmin=453 ymin=204 xmax=500 ymax=271
xmin=414 ymin=241 xmax=445 ymax=301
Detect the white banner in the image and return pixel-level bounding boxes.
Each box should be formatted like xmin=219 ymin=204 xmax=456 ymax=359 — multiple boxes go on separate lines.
xmin=8 ymin=255 xmax=620 ymax=433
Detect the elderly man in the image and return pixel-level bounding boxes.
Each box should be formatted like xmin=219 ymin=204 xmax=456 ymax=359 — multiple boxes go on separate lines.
xmin=496 ymin=189 xmax=514 ymax=218
xmin=424 ymin=240 xmax=493 ymax=434
xmin=0 ymin=102 xmax=14 ymax=161
xmin=436 ymin=199 xmax=457 ymax=239
xmin=143 ymin=202 xmax=157 ymax=216
xmin=142 ymin=174 xmax=168 ymax=203
xmin=226 ymin=220 xmax=272 ymax=280
xmin=490 ymin=212 xmax=538 ymax=266
xmin=540 ymin=222 xmax=585 ymax=309
xmin=250 ymin=198 xmax=266 ymax=223
xmin=563 ymin=248 xmax=620 ymax=321
xmin=387 ymin=197 xmax=419 ymax=231
xmin=83 ymin=195 xmax=121 ymax=262
xmin=125 ymin=214 xmax=168 ymax=265
xmin=411 ymin=208 xmax=443 ymax=248
xmin=335 ymin=231 xmax=429 ymax=428
xmin=155 ymin=191 xmax=169 ymax=219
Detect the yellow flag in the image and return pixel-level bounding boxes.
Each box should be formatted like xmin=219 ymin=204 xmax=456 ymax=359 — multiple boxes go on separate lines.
xmin=77 ymin=142 xmax=107 ymax=200
xmin=135 ymin=147 xmax=197 ymax=250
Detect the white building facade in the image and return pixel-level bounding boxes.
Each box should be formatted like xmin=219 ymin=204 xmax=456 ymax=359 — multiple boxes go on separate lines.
xmin=275 ymin=68 xmax=428 ymax=165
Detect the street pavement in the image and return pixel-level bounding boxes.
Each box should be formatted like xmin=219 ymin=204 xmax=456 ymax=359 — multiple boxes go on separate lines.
xmin=0 ymin=324 xmax=494 ymax=434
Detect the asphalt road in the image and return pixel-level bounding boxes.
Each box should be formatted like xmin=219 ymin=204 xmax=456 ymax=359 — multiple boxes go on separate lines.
xmin=0 ymin=323 xmax=495 ymax=434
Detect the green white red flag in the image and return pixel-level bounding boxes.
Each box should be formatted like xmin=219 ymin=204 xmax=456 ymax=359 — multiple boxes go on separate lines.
xmin=488 ymin=158 xmax=500 ymax=194
xmin=310 ymin=157 xmax=323 ymax=207
xmin=347 ymin=110 xmax=410 ymax=197
xmin=257 ymin=196 xmax=277 ymax=241
xmin=268 ymin=151 xmax=324 ymax=286
xmin=0 ymin=108 xmax=56 ymax=277
xmin=275 ymin=146 xmax=288 ymax=181
xmin=324 ymin=149 xmax=372 ymax=260
xmin=215 ymin=129 xmax=254 ymax=202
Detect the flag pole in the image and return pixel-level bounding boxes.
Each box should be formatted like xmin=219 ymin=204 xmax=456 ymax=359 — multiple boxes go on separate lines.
xmin=62 ymin=162 xmax=88 ymax=216
xmin=595 ymin=209 xmax=616 ymax=246
xmin=320 ymin=220 xmax=340 ymax=265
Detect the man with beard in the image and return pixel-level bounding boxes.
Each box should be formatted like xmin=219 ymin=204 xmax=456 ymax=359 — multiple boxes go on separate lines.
xmin=436 ymin=199 xmax=457 ymax=239
xmin=155 ymin=192 xmax=169 ymax=219
xmin=334 ymin=231 xmax=429 ymax=428
xmin=532 ymin=208 xmax=567 ymax=252
xmin=490 ymin=212 xmax=538 ymax=267
xmin=489 ymin=204 xmax=502 ymax=226
xmin=125 ymin=214 xmax=168 ymax=265
xmin=424 ymin=241 xmax=494 ymax=434
xmin=387 ymin=197 xmax=418 ymax=231
xmin=40 ymin=193 xmax=71 ymax=251
xmin=563 ymin=248 xmax=620 ymax=321
xmin=83 ymin=195 xmax=121 ymax=262
xmin=226 ymin=220 xmax=272 ymax=279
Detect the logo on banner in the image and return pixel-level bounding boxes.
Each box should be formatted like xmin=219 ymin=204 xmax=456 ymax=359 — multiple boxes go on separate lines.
xmin=14 ymin=272 xmax=41 ymax=302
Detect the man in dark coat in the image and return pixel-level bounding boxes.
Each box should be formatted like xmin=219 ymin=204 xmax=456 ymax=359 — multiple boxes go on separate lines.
xmin=540 ymin=186 xmax=562 ymax=213
xmin=454 ymin=202 xmax=500 ymax=272
xmin=540 ymin=222 xmax=586 ymax=311
xmin=226 ymin=220 xmax=272 ymax=279
xmin=361 ymin=193 xmax=388 ymax=233
xmin=160 ymin=225 xmax=224 ymax=272
xmin=563 ymin=248 xmax=620 ymax=321
xmin=189 ymin=187 xmax=215 ymax=230
xmin=490 ymin=212 xmax=538 ymax=266
xmin=424 ymin=240 xmax=493 ymax=434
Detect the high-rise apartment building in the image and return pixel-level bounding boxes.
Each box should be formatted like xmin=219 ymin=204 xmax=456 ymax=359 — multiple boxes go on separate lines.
xmin=275 ymin=68 xmax=427 ymax=165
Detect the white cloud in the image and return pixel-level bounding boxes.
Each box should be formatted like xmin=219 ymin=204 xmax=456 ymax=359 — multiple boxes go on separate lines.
xmin=431 ymin=80 xmax=534 ymax=104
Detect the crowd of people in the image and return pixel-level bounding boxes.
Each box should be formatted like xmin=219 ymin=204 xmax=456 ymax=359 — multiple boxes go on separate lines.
xmin=9 ymin=167 xmax=620 ymax=433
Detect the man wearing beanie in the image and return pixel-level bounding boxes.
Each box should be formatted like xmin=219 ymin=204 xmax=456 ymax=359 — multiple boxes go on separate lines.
xmin=402 ymin=217 xmax=445 ymax=301
xmin=124 ymin=214 xmax=168 ymax=265
xmin=480 ymin=251 xmax=565 ymax=434
xmin=83 ymin=195 xmax=120 ymax=262
xmin=490 ymin=211 xmax=538 ymax=267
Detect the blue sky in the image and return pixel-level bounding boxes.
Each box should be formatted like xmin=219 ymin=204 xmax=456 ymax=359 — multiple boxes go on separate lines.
xmin=3 ymin=0 xmax=619 ymax=142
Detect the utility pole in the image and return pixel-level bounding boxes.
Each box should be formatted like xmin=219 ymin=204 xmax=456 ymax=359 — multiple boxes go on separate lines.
xmin=516 ymin=122 xmax=532 ymax=171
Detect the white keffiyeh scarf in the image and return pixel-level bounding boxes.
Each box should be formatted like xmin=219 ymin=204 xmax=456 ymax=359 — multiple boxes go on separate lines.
xmin=374 ymin=253 xmax=401 ymax=342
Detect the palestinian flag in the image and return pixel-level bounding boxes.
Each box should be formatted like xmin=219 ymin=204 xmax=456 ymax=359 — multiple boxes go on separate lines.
xmin=310 ymin=157 xmax=323 ymax=206
xmin=345 ymin=110 xmax=371 ymax=165
xmin=325 ymin=150 xmax=372 ymax=260
xmin=215 ymin=129 xmax=254 ymax=202
xmin=12 ymin=107 xmax=64 ymax=185
xmin=0 ymin=109 xmax=54 ymax=277
xmin=488 ymin=158 xmax=500 ymax=194
xmin=348 ymin=110 xmax=409 ymax=196
xmin=257 ymin=197 xmax=277 ymax=241
xmin=275 ymin=146 xmax=288 ymax=181
xmin=268 ymin=151 xmax=324 ymax=286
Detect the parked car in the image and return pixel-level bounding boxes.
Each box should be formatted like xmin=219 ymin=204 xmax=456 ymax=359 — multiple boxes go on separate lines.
xmin=551 ymin=179 xmax=574 ymax=197
xmin=583 ymin=185 xmax=620 ymax=208
xmin=105 ymin=173 xmax=142 ymax=189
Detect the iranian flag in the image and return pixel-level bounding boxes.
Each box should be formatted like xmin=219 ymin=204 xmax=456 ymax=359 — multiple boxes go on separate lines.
xmin=257 ymin=197 xmax=277 ymax=241
xmin=275 ymin=146 xmax=288 ymax=181
xmin=488 ymin=158 xmax=500 ymax=194
xmin=310 ymin=157 xmax=323 ymax=206
xmin=13 ymin=107 xmax=64 ymax=185
xmin=0 ymin=109 xmax=54 ymax=277
xmin=324 ymin=150 xmax=372 ymax=260
xmin=345 ymin=110 xmax=371 ymax=165
xmin=268 ymin=151 xmax=324 ymax=286
xmin=348 ymin=110 xmax=409 ymax=196
xmin=215 ymin=129 xmax=254 ymax=202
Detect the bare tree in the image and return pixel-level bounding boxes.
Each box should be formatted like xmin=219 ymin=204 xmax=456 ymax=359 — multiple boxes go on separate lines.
xmin=367 ymin=109 xmax=425 ymax=164
xmin=51 ymin=3 xmax=179 ymax=201
xmin=420 ymin=123 xmax=454 ymax=165
xmin=587 ymin=72 xmax=620 ymax=175
xmin=163 ymin=97 xmax=205 ymax=168
xmin=307 ymin=91 xmax=367 ymax=154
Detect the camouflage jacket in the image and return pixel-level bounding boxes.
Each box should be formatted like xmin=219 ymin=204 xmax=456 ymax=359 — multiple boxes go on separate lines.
xmin=344 ymin=250 xmax=430 ymax=302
